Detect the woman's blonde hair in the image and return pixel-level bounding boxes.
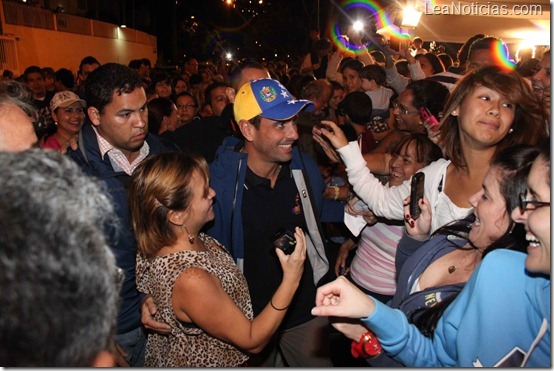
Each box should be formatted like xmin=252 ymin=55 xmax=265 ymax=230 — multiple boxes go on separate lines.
xmin=129 ymin=152 xmax=210 ymax=258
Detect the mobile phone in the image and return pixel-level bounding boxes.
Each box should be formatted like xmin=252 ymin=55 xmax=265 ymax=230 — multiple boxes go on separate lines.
xmin=409 ymin=172 xmax=425 ymax=220
xmin=271 ymin=228 xmax=296 ymax=255
xmin=419 ymin=107 xmax=440 ymax=132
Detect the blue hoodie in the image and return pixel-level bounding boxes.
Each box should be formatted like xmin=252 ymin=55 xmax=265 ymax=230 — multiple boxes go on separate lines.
xmin=206 ymin=135 xmax=344 ymax=284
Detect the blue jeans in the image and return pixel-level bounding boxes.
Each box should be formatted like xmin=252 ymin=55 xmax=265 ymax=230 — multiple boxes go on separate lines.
xmin=115 ymin=326 xmax=146 ymax=367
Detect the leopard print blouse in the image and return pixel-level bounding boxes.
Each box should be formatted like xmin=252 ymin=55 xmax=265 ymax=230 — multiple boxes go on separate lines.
xmin=136 ymin=233 xmax=253 ymax=367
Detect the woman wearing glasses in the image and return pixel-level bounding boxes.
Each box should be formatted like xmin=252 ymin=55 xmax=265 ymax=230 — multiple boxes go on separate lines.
xmin=328 ymin=144 xmax=538 ymax=366
xmin=173 ymin=91 xmax=200 ymax=130
xmin=318 ymin=66 xmax=547 ymax=234
xmin=312 ymin=141 xmax=550 ymax=367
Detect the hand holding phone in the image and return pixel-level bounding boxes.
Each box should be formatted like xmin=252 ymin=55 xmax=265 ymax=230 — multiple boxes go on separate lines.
xmin=272 ymin=228 xmax=297 ymax=255
xmin=419 ymin=107 xmax=440 ymax=133
xmin=409 ymin=173 xmax=425 ymax=220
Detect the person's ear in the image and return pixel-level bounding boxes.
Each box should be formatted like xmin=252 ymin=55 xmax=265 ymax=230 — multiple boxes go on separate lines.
xmin=88 ymin=107 xmax=101 ymax=127
xmin=91 ymin=350 xmax=115 ymax=367
xmin=451 ymin=106 xmax=460 ymax=117
xmin=167 ymin=209 xmax=187 ymax=226
xmin=239 ymin=119 xmax=255 ymax=141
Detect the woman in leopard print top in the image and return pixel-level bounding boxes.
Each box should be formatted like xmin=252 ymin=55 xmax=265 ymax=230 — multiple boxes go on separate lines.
xmin=130 ymin=152 xmax=306 ymax=367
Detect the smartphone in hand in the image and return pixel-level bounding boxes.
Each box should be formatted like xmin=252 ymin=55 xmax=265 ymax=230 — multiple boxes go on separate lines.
xmin=409 ymin=173 xmax=425 ymax=220
xmin=419 ymin=106 xmax=440 ymax=132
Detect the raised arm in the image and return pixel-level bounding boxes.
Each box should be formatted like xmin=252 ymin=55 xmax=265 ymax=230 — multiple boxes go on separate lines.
xmin=317 ymin=121 xmax=409 ymax=221
xmin=173 ymin=227 xmax=306 ymax=353
xmin=311 ymin=276 xmax=457 ymax=367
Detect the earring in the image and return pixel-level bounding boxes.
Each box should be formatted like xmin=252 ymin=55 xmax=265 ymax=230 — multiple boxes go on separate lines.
xmin=183 ymin=224 xmax=195 ymax=244
xmin=509 ymin=128 xmax=514 ymax=134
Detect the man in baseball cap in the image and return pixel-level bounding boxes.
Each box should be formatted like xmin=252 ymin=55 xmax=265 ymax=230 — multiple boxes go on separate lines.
xmin=207 ymin=78 xmax=343 ymax=367
xmin=234 ymin=78 xmax=313 ymax=124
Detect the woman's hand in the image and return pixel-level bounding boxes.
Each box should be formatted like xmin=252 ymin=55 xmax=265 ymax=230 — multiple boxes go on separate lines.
xmin=330 ymin=320 xmax=369 ymax=342
xmin=312 ymin=124 xmax=342 ymax=164
xmin=276 ymin=227 xmax=306 ymax=284
xmin=334 ymin=239 xmax=356 ymax=276
xmin=312 ymin=276 xmax=376 ymax=319
xmin=403 ymin=194 xmax=432 ymax=240
xmin=315 ymin=120 xmax=349 ymax=150
xmin=345 ymin=197 xmax=377 ymax=224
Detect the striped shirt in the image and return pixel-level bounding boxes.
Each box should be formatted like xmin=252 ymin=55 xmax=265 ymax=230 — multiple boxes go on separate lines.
xmin=350 ymin=221 xmax=404 ymax=296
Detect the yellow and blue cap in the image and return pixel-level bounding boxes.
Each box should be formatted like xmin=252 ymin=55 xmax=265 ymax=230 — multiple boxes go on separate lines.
xmin=234 ymin=78 xmax=313 ymax=123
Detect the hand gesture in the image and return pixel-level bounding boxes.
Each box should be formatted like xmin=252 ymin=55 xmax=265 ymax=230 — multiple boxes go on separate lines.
xmin=312 ymin=276 xmax=376 ymax=319
xmin=276 ymin=227 xmax=307 ymax=284
xmin=403 ymin=194 xmax=432 ymax=240
xmin=312 ymin=125 xmax=342 ymax=164
xmin=141 ymin=295 xmax=172 ymax=335
xmin=315 ymin=120 xmax=349 ymax=150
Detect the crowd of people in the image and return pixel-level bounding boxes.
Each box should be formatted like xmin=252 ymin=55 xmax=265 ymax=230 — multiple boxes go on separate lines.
xmin=0 ymin=27 xmax=550 ymax=367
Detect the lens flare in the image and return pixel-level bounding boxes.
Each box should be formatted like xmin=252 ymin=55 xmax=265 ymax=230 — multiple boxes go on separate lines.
xmin=329 ymin=0 xmax=410 ymax=55
xmin=492 ymin=40 xmax=516 ymax=70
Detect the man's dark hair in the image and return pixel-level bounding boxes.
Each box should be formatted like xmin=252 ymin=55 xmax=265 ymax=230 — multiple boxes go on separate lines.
xmin=85 ymin=63 xmax=144 ymax=113
xmin=457 ymin=34 xmax=485 ymax=64
xmin=406 ymin=79 xmax=450 ymax=119
xmin=204 ymin=81 xmax=228 ymax=106
xmin=128 ymin=59 xmax=142 ymax=70
xmin=141 ymin=58 xmax=151 ymax=67
xmin=79 ymin=56 xmax=100 ymax=73
xmin=339 ymin=91 xmax=373 ymax=125
xmin=55 ymin=68 xmax=75 ymax=89
xmin=2 ymin=70 xmax=13 ymax=79
xmin=360 ymin=64 xmax=386 ymax=86
xmin=41 ymin=67 xmax=55 ymax=79
xmin=23 ymin=66 xmax=43 ymax=81
xmin=149 ymin=68 xmax=170 ymax=87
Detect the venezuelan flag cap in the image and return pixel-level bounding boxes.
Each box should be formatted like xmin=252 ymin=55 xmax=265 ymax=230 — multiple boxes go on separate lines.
xmin=234 ymin=78 xmax=314 ymax=123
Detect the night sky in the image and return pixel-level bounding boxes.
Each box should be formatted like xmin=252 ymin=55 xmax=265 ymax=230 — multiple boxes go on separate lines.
xmin=144 ymin=0 xmax=330 ymax=65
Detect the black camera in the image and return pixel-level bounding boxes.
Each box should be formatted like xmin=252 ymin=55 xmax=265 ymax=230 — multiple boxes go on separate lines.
xmin=271 ymin=228 xmax=296 ymax=255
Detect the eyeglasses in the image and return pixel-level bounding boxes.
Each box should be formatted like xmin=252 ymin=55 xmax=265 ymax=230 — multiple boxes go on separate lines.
xmin=518 ymin=192 xmax=550 ymax=212
xmin=391 ymin=100 xmax=419 ymax=115
xmin=176 ymin=103 xmax=197 ymax=110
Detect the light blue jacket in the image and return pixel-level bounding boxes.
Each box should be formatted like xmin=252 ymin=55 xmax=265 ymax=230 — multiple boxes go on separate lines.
xmin=363 ymin=249 xmax=550 ymax=367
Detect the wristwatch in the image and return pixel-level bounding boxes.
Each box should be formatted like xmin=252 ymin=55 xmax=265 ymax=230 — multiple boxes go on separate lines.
xmin=350 ymin=330 xmax=382 ymax=359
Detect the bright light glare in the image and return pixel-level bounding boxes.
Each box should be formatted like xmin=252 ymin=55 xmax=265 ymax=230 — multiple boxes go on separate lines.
xmin=226 ymin=52 xmax=233 ymax=60
xmin=401 ymin=6 xmax=422 ymax=28
xmin=352 ymin=20 xmax=364 ymax=32
xmin=226 ymin=0 xmax=233 ymax=5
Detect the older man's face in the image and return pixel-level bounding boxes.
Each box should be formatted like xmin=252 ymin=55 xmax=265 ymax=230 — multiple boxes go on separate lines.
xmin=0 ymin=103 xmax=38 ymax=152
